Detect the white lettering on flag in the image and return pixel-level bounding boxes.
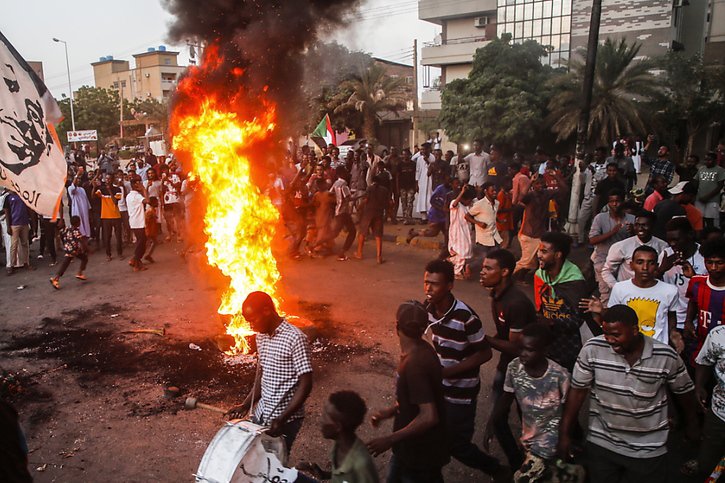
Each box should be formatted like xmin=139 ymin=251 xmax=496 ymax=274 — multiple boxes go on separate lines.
xmin=0 ymin=30 xmax=67 ymax=216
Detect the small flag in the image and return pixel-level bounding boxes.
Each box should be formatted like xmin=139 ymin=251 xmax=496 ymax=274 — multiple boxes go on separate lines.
xmin=311 ymin=113 xmax=336 ymax=147
xmin=0 ymin=30 xmax=67 ymax=217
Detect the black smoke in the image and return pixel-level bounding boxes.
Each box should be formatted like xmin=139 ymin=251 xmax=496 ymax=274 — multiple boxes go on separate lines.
xmin=163 ymin=0 xmax=362 ymax=134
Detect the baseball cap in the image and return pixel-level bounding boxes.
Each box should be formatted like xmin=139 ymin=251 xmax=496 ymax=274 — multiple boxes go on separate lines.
xmin=669 ymin=181 xmax=696 ymax=195
xmin=395 ymin=301 xmax=430 ymax=339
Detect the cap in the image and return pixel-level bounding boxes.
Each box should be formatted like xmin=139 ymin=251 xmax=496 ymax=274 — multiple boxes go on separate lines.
xmin=669 ymin=181 xmax=697 ymax=195
xmin=630 ymin=187 xmax=645 ymax=199
xmin=396 ymin=301 xmax=430 ymax=338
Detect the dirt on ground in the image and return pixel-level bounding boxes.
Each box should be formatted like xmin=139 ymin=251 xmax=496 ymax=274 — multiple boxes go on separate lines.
xmin=0 ymin=229 xmax=702 ymax=482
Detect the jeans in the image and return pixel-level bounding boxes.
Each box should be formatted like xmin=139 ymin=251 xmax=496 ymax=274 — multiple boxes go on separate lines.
xmin=698 ymin=409 xmax=725 ymax=476
xmin=102 ymin=218 xmax=123 ymax=257
xmin=445 ymin=400 xmax=500 ymax=475
xmin=492 ymin=369 xmax=524 ymax=469
xmin=399 ymin=188 xmax=416 ymax=220
xmin=386 ymin=454 xmax=444 ymax=483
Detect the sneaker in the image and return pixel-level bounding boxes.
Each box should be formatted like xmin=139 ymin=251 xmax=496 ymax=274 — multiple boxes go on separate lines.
xmin=37 ymin=254 xmax=44 ymax=259
xmin=49 ymin=277 xmax=60 ymax=289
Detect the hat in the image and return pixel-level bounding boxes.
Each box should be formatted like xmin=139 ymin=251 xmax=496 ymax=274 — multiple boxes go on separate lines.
xmin=630 ymin=187 xmax=645 ymax=200
xmin=396 ymin=301 xmax=430 ymax=339
xmin=669 ymin=181 xmax=697 ymax=195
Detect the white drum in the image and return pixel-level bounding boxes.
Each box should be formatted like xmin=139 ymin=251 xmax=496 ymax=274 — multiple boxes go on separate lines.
xmin=194 ymin=420 xmax=298 ymax=483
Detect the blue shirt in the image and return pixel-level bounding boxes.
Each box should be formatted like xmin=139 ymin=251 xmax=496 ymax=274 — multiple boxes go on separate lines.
xmin=427 ymin=184 xmax=451 ymax=224
xmin=4 ymin=193 xmax=30 ymax=226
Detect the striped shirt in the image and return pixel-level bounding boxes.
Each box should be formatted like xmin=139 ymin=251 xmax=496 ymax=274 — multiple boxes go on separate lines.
xmin=572 ymin=335 xmax=694 ymax=458
xmin=426 ymin=297 xmax=488 ymax=404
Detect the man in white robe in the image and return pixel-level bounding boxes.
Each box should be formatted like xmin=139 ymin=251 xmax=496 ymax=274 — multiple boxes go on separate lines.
xmin=413 ymin=142 xmax=434 ymax=219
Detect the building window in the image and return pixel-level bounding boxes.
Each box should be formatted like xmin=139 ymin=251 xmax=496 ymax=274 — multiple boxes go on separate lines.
xmin=164 ymin=58 xmax=171 ymax=65
xmin=496 ymin=0 xmax=572 ymax=66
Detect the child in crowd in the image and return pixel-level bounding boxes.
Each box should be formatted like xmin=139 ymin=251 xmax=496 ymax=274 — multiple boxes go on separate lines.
xmin=486 ymin=323 xmax=583 ymax=482
xmin=144 ymin=196 xmax=159 ymax=263
xmin=50 ymin=216 xmax=89 ymax=289
xmin=297 ymin=391 xmax=379 ymax=483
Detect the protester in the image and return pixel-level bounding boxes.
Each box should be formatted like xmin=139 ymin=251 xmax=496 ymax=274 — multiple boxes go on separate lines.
xmin=601 ymin=211 xmax=668 ymax=288
xmin=144 ymin=196 xmax=159 ymax=263
xmin=534 ymin=232 xmax=592 ymax=371
xmin=96 ymin=176 xmax=124 ymax=261
xmin=480 ymin=248 xmax=537 ymax=470
xmin=695 ymin=151 xmax=725 ymax=229
xmin=413 ymin=143 xmax=435 ymax=220
xmin=652 ymin=181 xmax=702 ymax=239
xmin=49 ymin=216 xmax=88 ymax=289
xmin=2 ymin=190 xmax=32 ymax=275
xmin=465 ymin=139 xmax=490 ymax=190
xmin=559 ymin=305 xmax=699 ymax=483
xmin=576 ymin=148 xmax=608 ymax=244
xmin=227 ymin=291 xmax=313 ymax=451
xmin=594 ymin=163 xmax=626 ymax=214
xmin=421 ymin=259 xmax=507 ymax=479
xmin=643 ymin=136 xmax=675 ymax=195
xmin=297 ymin=391 xmax=379 ymax=483
xmin=486 ymin=323 xmax=582 ymax=482
xmin=643 ymin=174 xmax=668 ymax=211
xmin=355 ymin=174 xmax=389 ymax=264
xmin=367 ymin=300 xmax=448 ymax=482
xmin=126 ymin=177 xmax=148 ymax=272
xmin=406 ymin=175 xmax=452 ymax=247
xmin=467 ymin=181 xmax=502 ymax=268
xmin=396 ymin=148 xmax=417 ymax=225
xmin=326 ymin=166 xmax=356 ymax=261
xmin=448 ymin=185 xmax=476 ymax=279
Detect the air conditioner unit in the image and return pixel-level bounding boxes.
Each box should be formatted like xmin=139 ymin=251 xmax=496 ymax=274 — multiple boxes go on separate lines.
xmin=474 ymin=16 xmax=489 ymax=27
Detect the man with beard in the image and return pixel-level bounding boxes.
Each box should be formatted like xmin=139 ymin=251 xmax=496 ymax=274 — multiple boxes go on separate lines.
xmin=534 ymin=232 xmax=592 ymax=372
xmin=642 ymin=136 xmax=675 ymax=195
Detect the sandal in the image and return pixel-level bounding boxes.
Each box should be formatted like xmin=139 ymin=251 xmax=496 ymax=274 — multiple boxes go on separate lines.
xmin=75 ymin=274 xmax=87 ymax=281
xmin=49 ymin=277 xmax=60 ymax=289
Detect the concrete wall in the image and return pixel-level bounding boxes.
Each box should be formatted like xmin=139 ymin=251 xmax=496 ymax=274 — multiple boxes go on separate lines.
xmin=446 ymin=64 xmax=473 ymax=82
xmin=447 ymin=16 xmax=489 ymax=41
xmin=705 ymin=0 xmax=725 ymax=66
xmin=419 ymin=0 xmax=496 ymax=24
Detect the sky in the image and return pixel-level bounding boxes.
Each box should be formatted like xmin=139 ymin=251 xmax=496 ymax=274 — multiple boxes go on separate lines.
xmin=1 ymin=0 xmax=440 ymax=100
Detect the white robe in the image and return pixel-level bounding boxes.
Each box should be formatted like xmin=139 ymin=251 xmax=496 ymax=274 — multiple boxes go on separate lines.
xmin=67 ymin=185 xmax=91 ymax=237
xmin=414 ymin=153 xmax=434 ymax=214
xmin=448 ymin=200 xmax=473 ymax=274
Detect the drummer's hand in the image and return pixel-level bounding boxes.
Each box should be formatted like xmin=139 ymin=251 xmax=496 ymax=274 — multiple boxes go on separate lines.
xmin=366 ymin=435 xmax=393 ymax=456
xmin=267 ymin=417 xmax=285 ymax=437
xmin=226 ymin=405 xmax=246 ymax=420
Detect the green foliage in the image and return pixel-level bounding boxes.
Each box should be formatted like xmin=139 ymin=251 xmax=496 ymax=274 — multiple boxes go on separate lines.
xmin=649 ymin=52 xmax=725 ymax=154
xmin=332 ymin=63 xmax=409 ymax=143
xmin=439 ymin=34 xmax=555 ymax=150
xmin=546 ymin=38 xmax=657 ymax=146
xmin=56 ymin=86 xmax=131 ymax=145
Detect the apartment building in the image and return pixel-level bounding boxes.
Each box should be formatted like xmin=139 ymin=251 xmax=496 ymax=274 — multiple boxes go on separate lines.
xmin=91 ymin=46 xmax=186 ymax=103
xmin=419 ymin=0 xmax=714 ymax=110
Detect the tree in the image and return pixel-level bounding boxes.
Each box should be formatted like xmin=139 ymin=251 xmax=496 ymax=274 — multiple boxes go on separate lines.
xmin=331 ymin=63 xmax=408 ymax=143
xmin=547 ymin=38 xmax=657 ymax=146
xmin=650 ymin=52 xmax=725 ymax=156
xmin=438 ymin=34 xmax=555 ymax=151
xmin=56 ymin=86 xmax=131 ymax=146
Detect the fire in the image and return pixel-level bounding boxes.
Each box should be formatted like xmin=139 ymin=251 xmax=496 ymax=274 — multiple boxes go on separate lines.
xmin=171 ymin=46 xmax=281 ymax=354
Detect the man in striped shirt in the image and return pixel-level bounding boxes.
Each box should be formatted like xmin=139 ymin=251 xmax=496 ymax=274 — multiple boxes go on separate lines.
xmin=559 ymin=305 xmax=699 ymax=483
xmin=423 ymin=259 xmax=507 ymax=479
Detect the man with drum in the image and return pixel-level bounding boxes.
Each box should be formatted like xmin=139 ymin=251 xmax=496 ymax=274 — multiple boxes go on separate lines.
xmin=228 ymin=292 xmax=314 ymax=451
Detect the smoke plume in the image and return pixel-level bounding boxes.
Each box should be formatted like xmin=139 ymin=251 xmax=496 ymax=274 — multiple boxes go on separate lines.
xmin=163 ymin=0 xmax=362 ymax=134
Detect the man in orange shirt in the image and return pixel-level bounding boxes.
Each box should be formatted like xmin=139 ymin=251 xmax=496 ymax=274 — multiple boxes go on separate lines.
xmin=95 ymin=176 xmax=124 ymax=261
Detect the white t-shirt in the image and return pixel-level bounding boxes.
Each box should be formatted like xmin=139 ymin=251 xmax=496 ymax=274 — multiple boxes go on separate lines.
xmin=465 ymin=152 xmax=490 ymax=186
xmin=658 ymin=245 xmax=706 ymax=329
xmin=608 ymin=279 xmax=678 ymax=343
xmin=126 ymin=190 xmax=146 ymax=229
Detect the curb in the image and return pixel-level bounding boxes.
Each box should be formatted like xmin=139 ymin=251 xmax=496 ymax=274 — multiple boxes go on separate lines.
xmin=383 ymin=234 xmax=443 ymax=251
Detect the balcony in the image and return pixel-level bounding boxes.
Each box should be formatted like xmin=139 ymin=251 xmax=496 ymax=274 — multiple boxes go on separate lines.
xmin=419 ymin=0 xmax=497 ymax=24
xmin=421 ymin=36 xmax=491 ymax=67
xmin=421 ymin=89 xmax=442 ymax=110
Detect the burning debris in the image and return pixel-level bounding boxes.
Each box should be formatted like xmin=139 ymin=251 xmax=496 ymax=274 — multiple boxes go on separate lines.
xmin=164 ymin=0 xmax=361 ymax=353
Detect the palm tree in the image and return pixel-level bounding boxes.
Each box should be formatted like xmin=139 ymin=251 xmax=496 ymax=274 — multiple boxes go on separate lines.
xmin=546 ymin=38 xmax=658 ymax=145
xmin=333 ymin=64 xmax=408 ymax=143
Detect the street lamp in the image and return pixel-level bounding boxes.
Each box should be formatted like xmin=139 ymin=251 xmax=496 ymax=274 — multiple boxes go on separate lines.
xmin=52 ymin=37 xmax=76 ymax=132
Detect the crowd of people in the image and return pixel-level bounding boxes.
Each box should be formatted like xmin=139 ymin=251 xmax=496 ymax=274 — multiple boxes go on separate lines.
xmin=3 ymin=136 xmax=725 ymax=482
xmin=1 ymin=148 xmax=199 ymax=288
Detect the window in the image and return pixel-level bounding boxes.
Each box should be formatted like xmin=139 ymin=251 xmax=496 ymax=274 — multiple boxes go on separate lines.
xmin=164 ymin=58 xmax=171 ymax=65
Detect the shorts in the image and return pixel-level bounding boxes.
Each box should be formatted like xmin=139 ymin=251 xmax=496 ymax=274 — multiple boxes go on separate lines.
xmin=359 ymin=214 xmax=384 ymax=237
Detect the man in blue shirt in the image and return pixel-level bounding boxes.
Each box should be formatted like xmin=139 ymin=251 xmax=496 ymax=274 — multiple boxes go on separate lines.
xmin=406 ymin=175 xmax=454 ymax=252
xmin=3 ymin=191 xmax=33 ymax=275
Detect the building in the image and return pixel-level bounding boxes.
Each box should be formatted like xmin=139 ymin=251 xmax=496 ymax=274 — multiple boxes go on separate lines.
xmin=91 ymin=46 xmax=186 ymax=102
xmin=419 ymin=0 xmax=711 ymax=110
xmin=371 ymin=57 xmax=416 ymax=149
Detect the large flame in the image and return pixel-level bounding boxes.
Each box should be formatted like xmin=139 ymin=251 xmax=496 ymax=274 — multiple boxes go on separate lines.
xmin=171 ymin=46 xmax=281 ymax=354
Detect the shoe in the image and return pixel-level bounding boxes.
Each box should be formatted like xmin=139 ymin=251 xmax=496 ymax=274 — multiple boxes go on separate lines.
xmin=107 ymin=256 xmax=113 ymax=262
xmin=26 ymin=264 xmax=35 ymax=271
xmin=75 ymin=274 xmax=87 ymax=281
xmin=49 ymin=277 xmax=60 ymax=289
xmin=6 ymin=267 xmax=12 ymax=276
xmin=49 ymin=261 xmax=57 ymax=267
xmin=133 ymin=265 xmax=148 ymax=272
xmin=337 ymin=255 xmax=349 ymax=261
xmin=37 ymin=254 xmax=44 ymax=259
xmin=143 ymin=255 xmax=155 ymax=263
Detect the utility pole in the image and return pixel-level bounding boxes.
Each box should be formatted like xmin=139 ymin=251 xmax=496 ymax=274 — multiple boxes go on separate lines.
xmin=412 ymin=39 xmax=419 ymax=149
xmin=575 ymin=0 xmax=603 ymax=161
xmin=565 ymin=0 xmax=602 ymax=237
xmin=119 ymin=80 xmax=124 ymax=139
